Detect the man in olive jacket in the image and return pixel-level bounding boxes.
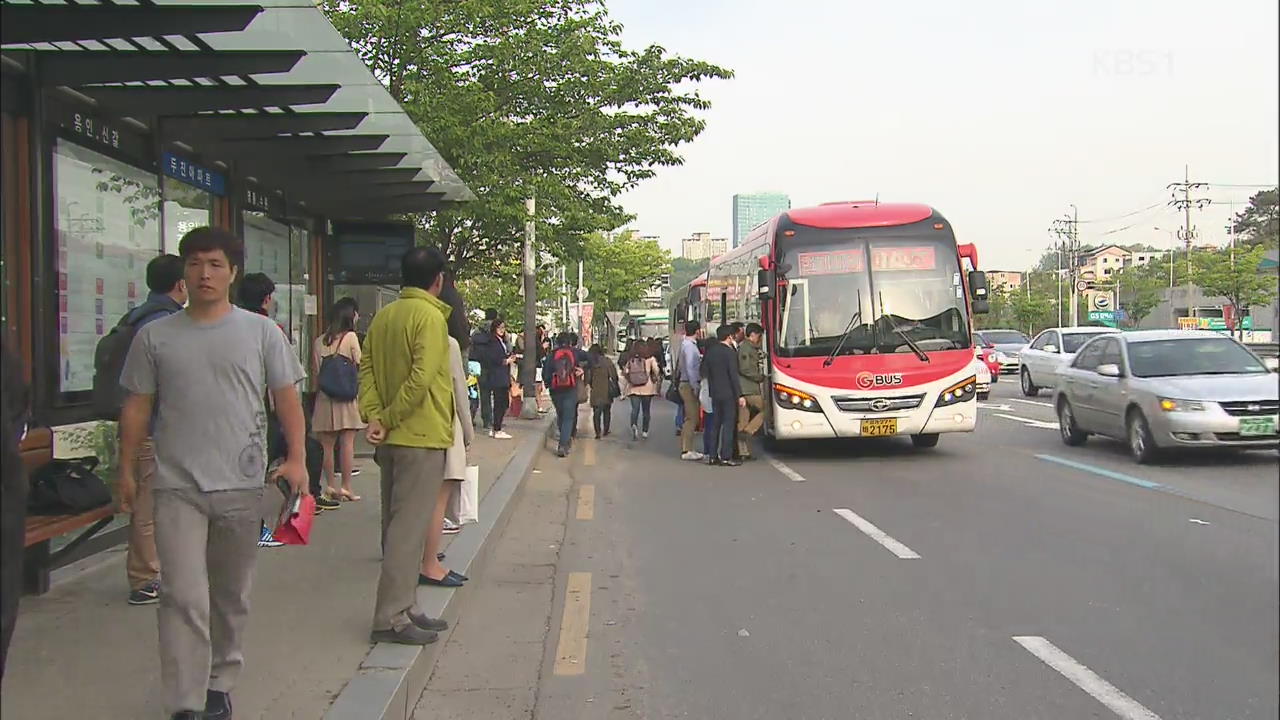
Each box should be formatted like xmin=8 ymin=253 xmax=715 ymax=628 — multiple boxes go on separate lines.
xmin=737 ymin=323 xmax=766 ymax=459
xmin=358 ymin=247 xmax=455 ymax=646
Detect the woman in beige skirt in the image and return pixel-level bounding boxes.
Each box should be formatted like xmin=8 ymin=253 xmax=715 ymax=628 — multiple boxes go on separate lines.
xmin=420 ymin=281 xmax=474 ymax=587
xmin=312 ymin=298 xmax=366 ymax=501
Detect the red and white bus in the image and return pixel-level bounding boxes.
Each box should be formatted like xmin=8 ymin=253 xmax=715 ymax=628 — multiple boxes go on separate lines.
xmin=670 ymin=201 xmax=990 ymax=447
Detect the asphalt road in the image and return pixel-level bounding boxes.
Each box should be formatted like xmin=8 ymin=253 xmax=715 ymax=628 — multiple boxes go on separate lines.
xmin=532 ymin=382 xmax=1279 ymax=720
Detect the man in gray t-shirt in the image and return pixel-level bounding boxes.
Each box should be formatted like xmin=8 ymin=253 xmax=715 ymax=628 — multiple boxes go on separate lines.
xmin=117 ymin=227 xmax=307 ymax=720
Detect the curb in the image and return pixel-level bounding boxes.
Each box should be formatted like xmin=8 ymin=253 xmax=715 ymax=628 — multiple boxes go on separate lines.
xmin=323 ymin=417 xmax=551 ymax=720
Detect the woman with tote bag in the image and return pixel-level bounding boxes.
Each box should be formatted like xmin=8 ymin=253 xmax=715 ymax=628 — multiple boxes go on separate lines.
xmin=419 ymin=282 xmax=475 ymax=588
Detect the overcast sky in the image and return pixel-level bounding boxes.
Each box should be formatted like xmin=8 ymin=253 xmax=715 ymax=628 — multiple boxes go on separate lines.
xmin=607 ymin=0 xmax=1279 ymax=270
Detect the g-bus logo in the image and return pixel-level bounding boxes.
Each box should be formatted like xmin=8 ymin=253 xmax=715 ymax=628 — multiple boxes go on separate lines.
xmin=855 ymin=371 xmax=905 ymax=390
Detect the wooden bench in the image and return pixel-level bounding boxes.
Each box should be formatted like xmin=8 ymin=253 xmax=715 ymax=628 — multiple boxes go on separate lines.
xmin=18 ymin=426 xmax=117 ymax=595
xmin=24 ymin=505 xmax=116 ymax=595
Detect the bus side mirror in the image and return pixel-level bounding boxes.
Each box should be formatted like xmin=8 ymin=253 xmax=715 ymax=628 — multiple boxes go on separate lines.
xmin=968 ymin=271 xmax=990 ymax=314
xmin=757 ymin=268 xmax=774 ymax=300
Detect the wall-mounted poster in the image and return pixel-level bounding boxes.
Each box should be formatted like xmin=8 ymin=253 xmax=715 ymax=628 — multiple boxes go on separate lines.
xmin=52 ymin=140 xmax=162 ymax=393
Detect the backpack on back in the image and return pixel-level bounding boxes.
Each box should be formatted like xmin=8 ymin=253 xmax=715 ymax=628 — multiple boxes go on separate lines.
xmin=91 ymin=301 xmax=167 ymax=421
xmin=316 ymin=332 xmax=359 ymax=401
xmin=626 ymin=356 xmax=650 ymax=386
xmin=549 ymin=348 xmax=577 ymax=391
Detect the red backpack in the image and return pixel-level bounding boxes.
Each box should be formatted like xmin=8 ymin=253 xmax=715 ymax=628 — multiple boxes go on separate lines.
xmin=549 ymin=348 xmax=577 ymax=390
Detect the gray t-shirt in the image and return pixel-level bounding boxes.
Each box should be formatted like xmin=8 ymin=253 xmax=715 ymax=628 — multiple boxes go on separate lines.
xmin=120 ymin=306 xmax=305 ymax=493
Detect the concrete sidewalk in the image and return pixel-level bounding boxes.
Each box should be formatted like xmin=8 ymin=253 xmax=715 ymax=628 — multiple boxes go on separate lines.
xmin=0 ymin=417 xmax=546 ymax=720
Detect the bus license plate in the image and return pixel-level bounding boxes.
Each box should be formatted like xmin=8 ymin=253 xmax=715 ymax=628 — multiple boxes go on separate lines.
xmin=1239 ymin=416 xmax=1278 ymax=437
xmin=860 ymin=418 xmax=898 ymax=437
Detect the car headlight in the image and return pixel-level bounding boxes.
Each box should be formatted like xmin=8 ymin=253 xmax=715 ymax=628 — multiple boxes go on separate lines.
xmin=935 ymin=376 xmax=978 ymax=408
xmin=1158 ymin=398 xmax=1207 ymax=412
xmin=774 ymin=383 xmax=823 ymax=413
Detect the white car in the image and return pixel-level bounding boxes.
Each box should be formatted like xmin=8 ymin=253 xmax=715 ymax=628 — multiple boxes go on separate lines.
xmin=972 ymin=357 xmax=991 ymax=400
xmin=1020 ymin=326 xmax=1119 ymax=397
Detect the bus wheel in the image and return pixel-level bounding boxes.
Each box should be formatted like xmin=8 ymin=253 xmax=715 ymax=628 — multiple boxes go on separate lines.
xmin=911 ymin=433 xmax=940 ymax=449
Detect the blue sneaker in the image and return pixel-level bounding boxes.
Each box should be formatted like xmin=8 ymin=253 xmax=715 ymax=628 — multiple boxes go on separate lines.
xmin=258 ymin=525 xmax=283 ymax=548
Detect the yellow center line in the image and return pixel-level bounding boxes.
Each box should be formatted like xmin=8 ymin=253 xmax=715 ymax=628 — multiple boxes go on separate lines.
xmin=576 ymin=484 xmax=595 ymax=520
xmin=553 ymin=572 xmax=592 ymax=675
xmin=583 ymin=437 xmax=597 ymax=466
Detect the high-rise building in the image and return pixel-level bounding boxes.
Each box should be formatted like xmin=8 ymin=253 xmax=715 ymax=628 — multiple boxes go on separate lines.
xmin=732 ymin=192 xmax=791 ymax=248
xmin=681 ymin=232 xmax=728 ymax=261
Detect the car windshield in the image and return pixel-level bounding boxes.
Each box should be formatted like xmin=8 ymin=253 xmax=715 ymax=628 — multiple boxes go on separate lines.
xmin=982 ymin=330 xmax=1029 ymax=345
xmin=1127 ymin=338 xmax=1269 ymax=377
xmin=775 ymin=223 xmax=970 ymax=358
xmin=1062 ymin=332 xmax=1112 ymax=353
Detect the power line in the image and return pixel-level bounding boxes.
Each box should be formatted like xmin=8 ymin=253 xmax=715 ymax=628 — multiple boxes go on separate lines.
xmin=1203 ymin=183 xmax=1276 ymax=188
xmin=1076 ymin=201 xmax=1166 ymax=224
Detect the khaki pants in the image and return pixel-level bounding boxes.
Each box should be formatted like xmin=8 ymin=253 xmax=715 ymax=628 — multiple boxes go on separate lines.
xmin=737 ymin=394 xmax=765 ymax=456
xmin=374 ymin=445 xmax=445 ymax=632
xmin=126 ymin=438 xmax=160 ymax=591
xmin=679 ymin=382 xmax=701 ymax=454
xmin=153 ymin=486 xmax=263 ymax=714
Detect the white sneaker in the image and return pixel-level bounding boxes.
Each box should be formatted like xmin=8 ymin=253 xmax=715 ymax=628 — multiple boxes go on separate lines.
xmin=681 ymin=451 xmax=705 ymax=461
xmin=631 ymin=425 xmax=639 ymax=440
xmin=442 ymin=518 xmax=461 ymax=535
xmin=642 ymin=431 xmax=649 ymax=439
xmin=493 ymin=430 xmax=513 ymax=440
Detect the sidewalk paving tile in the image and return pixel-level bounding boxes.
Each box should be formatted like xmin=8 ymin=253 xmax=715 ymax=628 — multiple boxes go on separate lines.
xmin=0 ymin=423 xmax=533 ymax=720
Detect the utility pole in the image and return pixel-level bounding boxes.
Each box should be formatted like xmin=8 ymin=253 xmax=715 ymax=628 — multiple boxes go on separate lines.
xmin=1057 ymin=238 xmax=1063 ymax=327
xmin=1051 ymin=206 xmax=1079 ymax=326
xmin=1167 ymin=165 xmax=1210 ymax=326
xmin=520 ymin=196 xmax=538 ymax=420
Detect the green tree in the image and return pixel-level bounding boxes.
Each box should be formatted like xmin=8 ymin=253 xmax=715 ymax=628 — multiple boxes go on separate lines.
xmin=578 ymin=231 xmax=670 ymax=312
xmin=1112 ymin=261 xmax=1172 ymax=327
xmin=321 ymin=0 xmax=732 ymax=277
xmin=1231 ymin=188 xmax=1278 ymax=248
xmin=668 ymin=257 xmax=710 ymax=296
xmin=1191 ymin=245 xmax=1278 ymax=330
xmin=456 ymin=259 xmax=561 ymax=333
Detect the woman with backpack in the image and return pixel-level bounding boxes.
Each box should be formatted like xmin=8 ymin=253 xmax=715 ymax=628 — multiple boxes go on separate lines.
xmin=476 ymin=319 xmax=515 ymax=440
xmin=312 ymin=298 xmax=365 ymax=501
xmin=622 ymin=340 xmax=661 ymax=440
xmin=587 ymin=344 xmax=619 ymax=439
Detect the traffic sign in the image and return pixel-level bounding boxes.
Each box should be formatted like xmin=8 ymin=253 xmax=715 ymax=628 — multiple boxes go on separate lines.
xmin=576 ymin=286 xmax=589 ymax=301
xmin=1075 ymin=280 xmax=1089 ymax=292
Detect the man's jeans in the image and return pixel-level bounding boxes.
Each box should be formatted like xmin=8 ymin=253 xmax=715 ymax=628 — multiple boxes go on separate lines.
xmin=552 ymin=391 xmax=577 ymax=452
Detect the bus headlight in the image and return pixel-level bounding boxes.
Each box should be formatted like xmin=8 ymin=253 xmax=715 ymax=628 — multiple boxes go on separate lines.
xmin=773 ymin=383 xmax=823 ymax=413
xmin=934 ymin=376 xmax=978 ymax=408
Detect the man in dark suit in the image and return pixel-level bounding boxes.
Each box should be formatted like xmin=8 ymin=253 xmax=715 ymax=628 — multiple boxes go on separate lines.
xmin=701 ymin=325 xmax=746 ymax=466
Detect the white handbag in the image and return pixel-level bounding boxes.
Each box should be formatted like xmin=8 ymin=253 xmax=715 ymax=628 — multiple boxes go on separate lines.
xmin=458 ymin=465 xmax=480 ymax=525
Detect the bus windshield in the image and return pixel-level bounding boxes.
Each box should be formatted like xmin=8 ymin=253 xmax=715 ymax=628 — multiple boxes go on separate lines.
xmin=775 ymin=224 xmax=970 ymax=358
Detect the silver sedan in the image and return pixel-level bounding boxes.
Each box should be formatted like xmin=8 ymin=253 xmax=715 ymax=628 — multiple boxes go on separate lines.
xmin=1053 ymin=329 xmax=1280 ymax=463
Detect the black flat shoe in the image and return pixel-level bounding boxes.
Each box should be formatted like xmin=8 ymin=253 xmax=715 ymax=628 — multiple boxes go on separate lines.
xmin=447 ymin=570 xmax=469 ymax=582
xmin=419 ymin=573 xmax=464 ymax=588
xmin=437 ymin=552 xmax=446 ymax=561
xmin=204 ymin=690 xmax=232 ymax=720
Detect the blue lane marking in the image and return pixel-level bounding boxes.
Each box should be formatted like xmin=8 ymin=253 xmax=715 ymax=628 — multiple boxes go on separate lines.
xmin=1034 ymin=454 xmax=1164 ymax=490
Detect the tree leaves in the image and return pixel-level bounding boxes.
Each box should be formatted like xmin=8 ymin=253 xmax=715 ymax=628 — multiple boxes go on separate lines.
xmin=1230 ymin=188 xmax=1278 ymax=249
xmin=320 ymin=0 xmax=732 ymax=280
xmin=1191 ymin=244 xmax=1278 ymax=312
xmin=578 ymin=231 xmax=671 ymax=312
